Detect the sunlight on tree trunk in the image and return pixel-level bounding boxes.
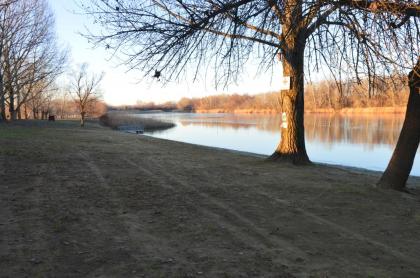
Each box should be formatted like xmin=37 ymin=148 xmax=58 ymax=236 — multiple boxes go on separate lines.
xmin=378 ymin=58 xmax=420 ymax=191
xmin=269 ymin=1 xmax=310 ymax=164
xmin=270 ymin=48 xmax=310 ymax=164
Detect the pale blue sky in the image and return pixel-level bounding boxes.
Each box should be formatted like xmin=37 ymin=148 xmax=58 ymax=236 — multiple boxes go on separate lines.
xmin=49 ymin=0 xmax=287 ymax=106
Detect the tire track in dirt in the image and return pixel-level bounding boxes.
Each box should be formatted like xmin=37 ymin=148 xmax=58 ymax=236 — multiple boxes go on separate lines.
xmin=163 ymin=155 xmax=419 ymax=268
xmin=112 ymin=135 xmax=420 ymax=272
xmin=122 ymin=157 xmax=274 ymax=247
xmin=122 ymin=157 xmax=307 ymax=269
xmin=78 ymin=151 xmax=192 ymax=271
xmin=0 ymin=155 xmax=4 ymax=176
xmin=255 ymin=191 xmax=420 ymax=267
xmin=122 ymin=143 xmax=420 ymax=270
xmin=0 ymin=161 xmax=48 ymax=277
xmin=157 ymin=153 xmax=419 ymax=268
xmin=26 ymin=163 xmax=50 ymax=271
xmin=0 ymin=154 xmax=11 ymax=271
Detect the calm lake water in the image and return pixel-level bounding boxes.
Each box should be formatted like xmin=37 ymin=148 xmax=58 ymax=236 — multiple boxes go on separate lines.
xmin=137 ymin=112 xmax=420 ymax=176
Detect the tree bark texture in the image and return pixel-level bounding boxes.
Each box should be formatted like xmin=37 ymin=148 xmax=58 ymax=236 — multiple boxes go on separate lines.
xmin=0 ymin=94 xmax=5 ymax=120
xmin=378 ymin=58 xmax=420 ymax=190
xmin=17 ymin=93 xmax=21 ymax=120
xmin=269 ymin=0 xmax=310 ymax=164
xmin=80 ymin=111 xmax=86 ymax=127
xmin=8 ymin=90 xmax=15 ymax=120
xmin=0 ymin=44 xmax=4 ymax=121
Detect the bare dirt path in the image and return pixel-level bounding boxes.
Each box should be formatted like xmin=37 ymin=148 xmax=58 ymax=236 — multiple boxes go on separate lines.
xmin=1 ymin=120 xmax=420 ymax=277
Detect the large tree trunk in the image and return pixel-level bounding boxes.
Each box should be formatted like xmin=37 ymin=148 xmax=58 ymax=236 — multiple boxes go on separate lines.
xmin=17 ymin=93 xmax=21 ymax=120
xmin=0 ymin=94 xmax=5 ymax=121
xmin=269 ymin=1 xmax=310 ymax=164
xmin=269 ymin=47 xmax=310 ymax=164
xmin=0 ymin=86 xmax=3 ymax=120
xmin=24 ymin=104 xmax=28 ymax=119
xmin=9 ymin=92 xmax=16 ymax=120
xmin=377 ymin=58 xmax=420 ymax=190
xmin=80 ymin=111 xmax=86 ymax=127
xmin=0 ymin=44 xmax=4 ymax=121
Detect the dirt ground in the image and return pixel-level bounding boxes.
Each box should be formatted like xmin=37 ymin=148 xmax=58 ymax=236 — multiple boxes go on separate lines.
xmin=1 ymin=120 xmax=420 ymax=278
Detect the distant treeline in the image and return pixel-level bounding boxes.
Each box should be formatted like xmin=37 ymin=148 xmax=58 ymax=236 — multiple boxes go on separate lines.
xmin=49 ymin=95 xmax=107 ymax=120
xmin=111 ymin=76 xmax=409 ymax=113
xmin=305 ymin=76 xmax=408 ymax=111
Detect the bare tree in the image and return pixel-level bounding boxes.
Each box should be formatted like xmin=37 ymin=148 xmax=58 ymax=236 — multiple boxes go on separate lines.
xmin=83 ymin=1 xmax=419 ymax=187
xmin=27 ymin=81 xmax=57 ymax=119
xmin=0 ymin=0 xmax=15 ymax=120
xmin=0 ymin=0 xmax=67 ymax=120
xmin=70 ymin=64 xmax=104 ymax=127
xmin=52 ymin=88 xmax=72 ymax=119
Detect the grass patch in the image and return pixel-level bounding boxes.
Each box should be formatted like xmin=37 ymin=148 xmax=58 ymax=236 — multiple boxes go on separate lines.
xmin=414 ymin=213 xmax=420 ymax=224
xmin=0 ymin=126 xmax=41 ymax=139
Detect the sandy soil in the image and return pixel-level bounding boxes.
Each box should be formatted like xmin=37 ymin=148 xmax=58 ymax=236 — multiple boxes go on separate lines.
xmin=1 ymin=120 xmax=420 ymax=277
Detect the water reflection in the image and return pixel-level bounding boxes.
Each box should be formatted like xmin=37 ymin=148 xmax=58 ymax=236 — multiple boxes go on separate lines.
xmin=175 ymin=114 xmax=405 ymax=150
xmin=140 ymin=112 xmax=419 ymax=176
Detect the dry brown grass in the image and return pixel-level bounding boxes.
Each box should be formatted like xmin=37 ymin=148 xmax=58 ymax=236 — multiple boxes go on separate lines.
xmin=1 ymin=121 xmax=420 ymax=277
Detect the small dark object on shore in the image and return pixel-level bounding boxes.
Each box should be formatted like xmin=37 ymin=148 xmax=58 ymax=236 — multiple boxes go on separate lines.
xmin=117 ymin=125 xmax=144 ymax=134
xmin=48 ymin=115 xmax=55 ymax=121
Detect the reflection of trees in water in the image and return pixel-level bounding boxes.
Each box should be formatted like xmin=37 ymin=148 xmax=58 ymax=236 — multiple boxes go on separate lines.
xmin=179 ymin=113 xmax=405 ymax=148
xmin=304 ymin=114 xmax=404 ymax=149
xmin=179 ymin=113 xmax=266 ymax=130
xmin=180 ymin=120 xmax=254 ymax=129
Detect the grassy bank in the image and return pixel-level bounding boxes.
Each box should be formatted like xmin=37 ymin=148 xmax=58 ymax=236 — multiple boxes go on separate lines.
xmin=99 ymin=111 xmax=175 ymax=131
xmin=1 ymin=120 xmax=420 ymax=277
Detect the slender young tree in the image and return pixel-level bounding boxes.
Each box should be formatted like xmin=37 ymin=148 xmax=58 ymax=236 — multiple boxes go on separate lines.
xmin=70 ymin=64 xmax=104 ymax=127
xmin=83 ymin=0 xmax=418 ymax=166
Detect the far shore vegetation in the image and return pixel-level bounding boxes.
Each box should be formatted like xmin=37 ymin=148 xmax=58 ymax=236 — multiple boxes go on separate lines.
xmin=111 ymin=77 xmax=409 ymax=114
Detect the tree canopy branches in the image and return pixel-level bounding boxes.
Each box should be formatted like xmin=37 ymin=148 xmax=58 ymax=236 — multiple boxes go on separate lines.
xmin=70 ymin=63 xmax=104 ymax=127
xmin=83 ymin=0 xmax=419 ymax=88
xmin=0 ymin=0 xmax=68 ymax=120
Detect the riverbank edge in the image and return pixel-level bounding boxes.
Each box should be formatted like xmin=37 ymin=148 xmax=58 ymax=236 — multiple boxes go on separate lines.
xmin=139 ymin=132 xmax=420 ymax=188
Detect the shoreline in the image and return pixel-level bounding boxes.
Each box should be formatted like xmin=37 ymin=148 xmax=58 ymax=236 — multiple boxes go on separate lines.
xmin=1 ymin=120 xmax=420 ymax=277
xmin=142 ymin=133 xmax=420 ymax=182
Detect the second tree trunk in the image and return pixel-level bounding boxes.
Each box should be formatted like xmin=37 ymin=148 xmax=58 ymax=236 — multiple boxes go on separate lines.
xmin=377 ymin=58 xmax=420 ymax=190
